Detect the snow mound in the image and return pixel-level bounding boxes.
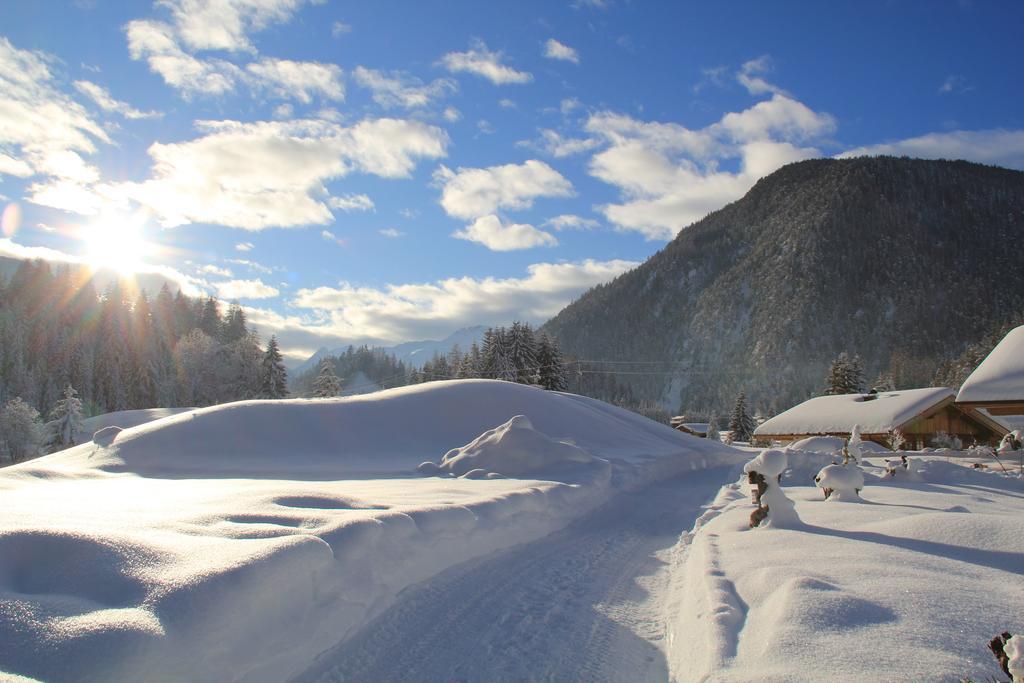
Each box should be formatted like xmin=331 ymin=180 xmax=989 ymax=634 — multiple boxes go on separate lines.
xmin=814 ymin=464 xmax=865 ymax=500
xmin=91 ymin=425 xmax=122 ymax=446
xmin=52 ymin=380 xmax=701 ymax=478
xmin=789 ymin=435 xmax=846 ymax=453
xmin=82 ymin=407 xmax=195 ymax=437
xmin=744 ymin=448 xmax=788 ymax=478
xmin=422 ymin=415 xmax=600 ymax=479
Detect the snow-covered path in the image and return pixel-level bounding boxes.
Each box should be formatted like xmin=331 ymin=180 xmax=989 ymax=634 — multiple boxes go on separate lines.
xmin=295 ymin=466 xmax=737 ymax=683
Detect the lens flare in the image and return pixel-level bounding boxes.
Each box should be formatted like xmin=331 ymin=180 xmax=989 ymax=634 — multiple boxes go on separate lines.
xmin=1 ymin=203 xmax=21 ymax=237
xmin=80 ymin=214 xmax=154 ymax=273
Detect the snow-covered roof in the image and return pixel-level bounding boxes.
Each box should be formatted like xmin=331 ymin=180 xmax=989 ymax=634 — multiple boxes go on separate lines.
xmin=678 ymin=422 xmax=710 ymax=433
xmin=957 ymin=325 xmax=1024 ymax=404
xmin=754 ymin=387 xmax=955 ymax=436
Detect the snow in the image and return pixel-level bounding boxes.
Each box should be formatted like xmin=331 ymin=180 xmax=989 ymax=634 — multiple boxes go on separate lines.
xmin=667 ymin=457 xmax=1024 ymax=682
xmin=80 ymin=407 xmax=195 ymax=442
xmin=421 ymin=415 xmax=601 ymax=479
xmin=755 ymin=387 xmax=954 ymax=436
xmin=0 ymin=379 xmax=741 ymax=682
xmin=1007 ymin=634 xmax=1024 ymax=682
xmin=957 ymin=325 xmax=1024 ymax=403
xmin=814 ymin=463 xmax=866 ymax=500
xmin=743 ymin=448 xmax=788 ymax=479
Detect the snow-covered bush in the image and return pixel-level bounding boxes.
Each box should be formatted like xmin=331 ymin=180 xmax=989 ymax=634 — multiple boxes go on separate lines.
xmin=814 ymin=463 xmax=865 ymax=501
xmin=999 ymin=430 xmax=1023 ymax=453
xmin=0 ymin=397 xmax=44 ymax=464
xmin=886 ymin=427 xmax=906 ymax=451
xmin=743 ymin=449 xmax=800 ymax=528
xmin=845 ymin=424 xmax=864 ymax=465
xmin=1006 ymin=634 xmax=1024 ymax=682
xmin=883 ymin=454 xmax=911 ymax=478
xmin=930 ymin=431 xmax=960 ymax=450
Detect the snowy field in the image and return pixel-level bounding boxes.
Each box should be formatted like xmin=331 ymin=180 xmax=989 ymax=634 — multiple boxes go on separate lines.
xmin=0 ymin=380 xmax=742 ymax=682
xmin=1 ymin=380 xmax=1021 ymax=682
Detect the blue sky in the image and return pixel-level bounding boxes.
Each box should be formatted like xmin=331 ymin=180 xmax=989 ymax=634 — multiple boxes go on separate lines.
xmin=1 ymin=0 xmax=1022 ymax=360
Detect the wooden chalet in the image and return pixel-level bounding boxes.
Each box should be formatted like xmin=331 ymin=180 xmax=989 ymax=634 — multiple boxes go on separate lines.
xmin=955 ymin=325 xmax=1024 ymax=434
xmin=754 ymin=387 xmax=1006 ymax=449
xmin=670 ymin=418 xmax=710 ymax=438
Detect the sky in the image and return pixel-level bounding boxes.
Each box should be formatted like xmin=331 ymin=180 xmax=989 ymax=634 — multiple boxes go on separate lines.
xmin=1 ymin=0 xmax=1022 ymax=361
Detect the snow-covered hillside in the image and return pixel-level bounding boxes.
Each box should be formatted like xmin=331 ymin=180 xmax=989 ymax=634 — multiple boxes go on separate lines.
xmin=0 ymin=380 xmax=738 ymax=682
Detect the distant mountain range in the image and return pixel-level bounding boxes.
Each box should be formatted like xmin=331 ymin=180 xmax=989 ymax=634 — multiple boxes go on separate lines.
xmin=291 ymin=325 xmax=487 ymax=375
xmin=543 ymin=157 xmax=1024 ymax=416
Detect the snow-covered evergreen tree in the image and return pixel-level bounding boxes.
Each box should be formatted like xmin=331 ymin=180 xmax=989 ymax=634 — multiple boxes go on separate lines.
xmin=845 ymin=423 xmax=864 ymax=465
xmin=45 ymin=384 xmax=84 ymax=452
xmin=706 ymin=412 xmax=720 ymax=442
xmin=728 ymin=392 xmax=756 ymax=443
xmin=536 ymin=333 xmax=567 ymax=391
xmin=312 ymin=357 xmax=342 ymax=397
xmin=0 ymin=397 xmax=43 ymax=463
xmin=508 ymin=322 xmax=538 ymax=384
xmin=824 ymin=351 xmax=865 ymax=395
xmin=260 ymin=336 xmax=289 ymax=399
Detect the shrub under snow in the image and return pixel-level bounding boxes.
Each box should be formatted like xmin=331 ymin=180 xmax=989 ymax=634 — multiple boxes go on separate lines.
xmin=743 ymin=449 xmax=801 ymax=528
xmin=815 ymin=463 xmax=865 ymax=501
xmin=1005 ymin=634 xmax=1024 ymax=682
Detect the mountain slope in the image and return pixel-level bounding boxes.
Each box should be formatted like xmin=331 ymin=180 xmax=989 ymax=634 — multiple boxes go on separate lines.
xmin=543 ymin=157 xmax=1024 ymax=415
xmin=291 ymin=325 xmax=486 ymax=374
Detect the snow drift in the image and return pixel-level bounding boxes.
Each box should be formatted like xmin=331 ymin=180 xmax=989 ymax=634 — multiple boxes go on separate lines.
xmin=0 ymin=380 xmax=739 ymax=682
xmin=419 ymin=414 xmax=602 ymax=479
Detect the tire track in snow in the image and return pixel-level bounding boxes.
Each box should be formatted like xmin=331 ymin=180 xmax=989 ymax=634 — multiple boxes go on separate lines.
xmin=292 ymin=467 xmax=736 ymax=683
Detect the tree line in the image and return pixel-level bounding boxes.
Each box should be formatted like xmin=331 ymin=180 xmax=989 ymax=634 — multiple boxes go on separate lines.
xmin=0 ymin=260 xmax=288 ymax=463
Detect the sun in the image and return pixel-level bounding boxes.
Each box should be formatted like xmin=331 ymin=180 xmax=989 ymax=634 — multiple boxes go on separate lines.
xmin=80 ymin=217 xmax=153 ymax=273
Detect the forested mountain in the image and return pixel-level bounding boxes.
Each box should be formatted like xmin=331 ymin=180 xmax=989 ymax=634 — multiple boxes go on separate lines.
xmin=0 ymin=259 xmax=286 ymax=422
xmin=543 ymin=156 xmax=1024 ymax=417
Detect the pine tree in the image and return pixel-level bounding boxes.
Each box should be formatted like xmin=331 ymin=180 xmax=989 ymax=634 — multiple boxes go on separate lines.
xmin=0 ymin=397 xmax=43 ymax=463
xmin=824 ymin=351 xmax=865 ymax=395
xmin=508 ymin=322 xmax=538 ymax=384
xmin=706 ymin=412 xmax=720 ymax=442
xmin=260 ymin=336 xmax=288 ymax=399
xmin=536 ymin=332 xmax=567 ymax=391
xmin=312 ymin=357 xmax=342 ymax=397
xmin=728 ymin=392 xmax=756 ymax=443
xmin=46 ymin=384 xmax=84 ymax=452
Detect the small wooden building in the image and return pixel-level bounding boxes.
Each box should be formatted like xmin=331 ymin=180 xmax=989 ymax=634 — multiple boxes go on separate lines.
xmin=670 ymin=420 xmax=710 ymax=438
xmin=754 ymin=387 xmax=1006 ymax=449
xmin=956 ymin=325 xmax=1024 ymax=434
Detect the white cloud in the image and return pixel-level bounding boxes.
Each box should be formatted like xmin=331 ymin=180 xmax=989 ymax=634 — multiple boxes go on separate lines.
xmin=246 ymin=58 xmax=344 ymax=103
xmin=328 ymin=193 xmax=375 ymax=212
xmin=452 ymin=214 xmax=557 ymax=251
xmin=435 ymin=159 xmax=573 ymax=220
xmin=499 ymin=98 xmax=516 ymax=109
xmin=544 ymin=214 xmax=599 ymax=230
xmin=105 ymin=117 xmax=448 ymax=229
xmin=331 ymin=21 xmax=351 ymax=38
xmin=560 ymin=97 xmax=581 ymax=115
xmin=156 ymin=0 xmax=311 ymax=53
xmin=838 ymin=129 xmax=1024 ymax=170
xmin=272 ymin=103 xmax=293 ymax=119
xmin=523 ymin=129 xmax=601 ymax=157
xmin=125 ymin=20 xmax=241 ymax=98
xmin=73 ymin=80 xmax=161 ymax=119
xmin=938 ymin=74 xmax=972 ymax=94
xmin=227 ymin=257 xmax=275 ymax=274
xmin=235 ymin=241 xmax=254 ymax=251
xmin=321 ymin=229 xmax=346 ymax=246
xmin=736 ymin=55 xmax=786 ymax=96
xmin=215 ymin=277 xmax=280 ymax=300
xmin=440 ymin=39 xmax=532 ymax=85
xmin=378 ymin=227 xmax=404 ymax=238
xmin=270 ymin=258 xmax=638 ymax=345
xmin=442 ymin=106 xmax=461 ymax=122
xmin=584 ymin=93 xmax=835 ymax=240
xmin=201 ymin=263 xmax=233 ymax=277
xmin=0 ymin=37 xmax=109 ymax=198
xmin=352 ymin=66 xmax=456 ymax=109
xmin=544 ymin=39 xmax=579 ymax=64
